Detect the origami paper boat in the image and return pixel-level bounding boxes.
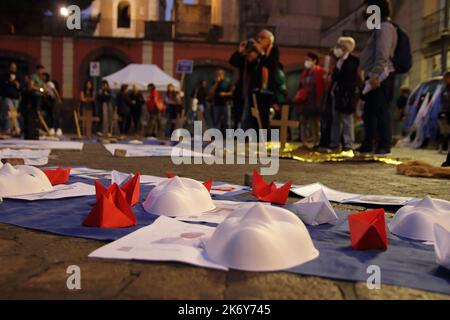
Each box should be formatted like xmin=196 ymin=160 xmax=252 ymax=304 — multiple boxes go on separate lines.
xmin=43 ymin=167 xmax=71 ymax=185
xmin=291 ymin=189 xmax=338 ymax=225
xmin=389 ymin=196 xmax=450 ymax=242
xmin=83 ymin=181 xmax=137 ymax=228
xmin=433 ymin=224 xmax=450 ymax=270
xmin=348 ymin=209 xmax=388 ymax=250
xmin=252 ymin=170 xmax=292 ymax=205
xmin=205 ymin=203 xmax=319 ymax=271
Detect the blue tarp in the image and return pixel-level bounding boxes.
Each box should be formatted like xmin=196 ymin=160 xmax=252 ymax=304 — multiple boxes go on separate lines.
xmin=0 ymin=176 xmax=449 ymax=294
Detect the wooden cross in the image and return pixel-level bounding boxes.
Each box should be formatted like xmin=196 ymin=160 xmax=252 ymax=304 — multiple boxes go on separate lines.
xmin=270 ymin=105 xmax=300 ymax=150
xmin=79 ymin=108 xmax=100 ymax=139
xmin=8 ymin=109 xmax=21 ymax=135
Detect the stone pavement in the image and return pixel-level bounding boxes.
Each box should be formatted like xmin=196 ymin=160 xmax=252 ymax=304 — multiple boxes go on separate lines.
xmin=0 ymin=143 xmax=449 ymax=300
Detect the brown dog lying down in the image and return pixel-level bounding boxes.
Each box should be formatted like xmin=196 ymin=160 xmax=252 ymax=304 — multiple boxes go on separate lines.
xmin=397 ymin=160 xmax=450 ymax=179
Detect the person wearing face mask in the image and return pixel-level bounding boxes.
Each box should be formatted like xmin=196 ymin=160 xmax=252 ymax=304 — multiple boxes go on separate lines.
xmin=2 ymin=62 xmax=21 ymax=136
xmin=294 ymin=52 xmax=325 ymax=148
xmin=328 ymin=37 xmax=360 ymax=152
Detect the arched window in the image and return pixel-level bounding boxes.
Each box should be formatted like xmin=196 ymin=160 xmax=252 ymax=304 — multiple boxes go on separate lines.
xmin=117 ymin=1 xmax=131 ymax=28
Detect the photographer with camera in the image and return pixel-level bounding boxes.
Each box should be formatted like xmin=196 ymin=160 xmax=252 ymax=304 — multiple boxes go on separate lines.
xmin=229 ymin=29 xmax=281 ymax=131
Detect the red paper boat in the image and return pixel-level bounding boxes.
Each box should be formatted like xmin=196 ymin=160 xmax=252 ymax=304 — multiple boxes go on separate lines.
xmin=43 ymin=167 xmax=71 ymax=185
xmin=348 ymin=209 xmax=388 ymax=250
xmin=252 ymin=170 xmax=292 ymax=205
xmin=84 ymin=181 xmax=137 ymax=228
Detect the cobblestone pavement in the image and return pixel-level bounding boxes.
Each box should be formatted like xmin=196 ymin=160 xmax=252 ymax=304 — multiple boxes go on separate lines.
xmin=0 ymin=143 xmax=449 ymax=300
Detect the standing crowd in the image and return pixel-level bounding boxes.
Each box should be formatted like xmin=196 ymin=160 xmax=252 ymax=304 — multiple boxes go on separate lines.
xmin=1 ymin=0 xmax=448 ymax=166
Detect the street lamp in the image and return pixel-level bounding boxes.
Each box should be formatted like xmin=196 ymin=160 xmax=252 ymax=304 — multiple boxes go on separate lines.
xmin=60 ymin=7 xmax=69 ymax=17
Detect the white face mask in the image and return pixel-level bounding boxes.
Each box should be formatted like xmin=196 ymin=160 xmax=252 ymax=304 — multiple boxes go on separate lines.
xmin=304 ymin=60 xmax=314 ymax=70
xmin=334 ymin=47 xmax=344 ymax=58
xmin=10 ymin=74 xmax=16 ymax=81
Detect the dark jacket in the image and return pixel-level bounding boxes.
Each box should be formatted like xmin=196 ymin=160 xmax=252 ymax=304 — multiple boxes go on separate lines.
xmin=2 ymin=73 xmax=20 ymax=99
xmin=97 ymin=89 xmax=112 ymax=105
xmin=332 ymin=54 xmax=360 ymax=114
xmin=229 ymin=51 xmax=262 ymax=102
xmin=129 ymin=91 xmax=145 ymax=114
xmin=260 ymin=45 xmax=280 ymax=94
xmin=116 ymin=91 xmax=132 ymax=116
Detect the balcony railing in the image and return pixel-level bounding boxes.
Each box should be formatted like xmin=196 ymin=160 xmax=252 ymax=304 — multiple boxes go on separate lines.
xmin=423 ymin=8 xmax=450 ymax=42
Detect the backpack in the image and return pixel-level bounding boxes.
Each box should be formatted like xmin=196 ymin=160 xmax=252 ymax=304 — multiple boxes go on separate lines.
xmin=391 ymin=22 xmax=413 ymax=74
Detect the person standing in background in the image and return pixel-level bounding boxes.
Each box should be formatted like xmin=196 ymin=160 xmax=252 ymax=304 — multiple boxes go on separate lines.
xmin=439 ymin=71 xmax=450 ymax=154
xmin=96 ymin=80 xmax=113 ymax=137
xmin=358 ymin=0 xmax=398 ymax=155
xmin=191 ymin=80 xmax=208 ymax=130
xmin=116 ymin=84 xmax=132 ymax=136
xmin=42 ymin=72 xmax=62 ymax=136
xmin=80 ymin=80 xmax=96 ymax=115
xmin=318 ymin=50 xmax=339 ymax=151
xmin=129 ymin=84 xmax=145 ymax=136
xmin=209 ymin=68 xmax=232 ymax=135
xmin=328 ymin=37 xmax=360 ymax=152
xmin=164 ymin=83 xmax=182 ymax=137
xmin=51 ymin=80 xmax=63 ymax=137
xmin=21 ymin=78 xmax=41 ymax=140
xmin=2 ymin=62 xmax=21 ymax=136
xmin=295 ymin=52 xmax=325 ymax=148
xmin=146 ymin=83 xmax=163 ymax=138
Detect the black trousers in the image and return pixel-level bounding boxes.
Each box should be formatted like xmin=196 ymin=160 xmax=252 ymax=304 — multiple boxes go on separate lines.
xmin=361 ymin=76 xmax=394 ymax=151
xmin=444 ymin=150 xmax=450 ymax=166
xmin=131 ymin=108 xmax=142 ymax=133
xmin=23 ymin=105 xmax=39 ymax=140
xmin=119 ymin=113 xmax=131 ymax=135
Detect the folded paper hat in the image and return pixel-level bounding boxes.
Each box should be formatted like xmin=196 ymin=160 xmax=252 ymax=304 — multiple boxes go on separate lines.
xmin=0 ymin=164 xmax=53 ymax=198
xmin=433 ymin=224 xmax=450 ymax=270
xmin=43 ymin=167 xmax=71 ymax=185
xmin=290 ymin=189 xmax=338 ymax=226
xmin=389 ymin=196 xmax=450 ymax=242
xmin=83 ymin=181 xmax=137 ymax=228
xmin=348 ymin=209 xmax=388 ymax=250
xmin=143 ymin=176 xmax=216 ymax=217
xmin=98 ymin=172 xmax=140 ymax=207
xmin=252 ymin=170 xmax=292 ymax=205
xmin=121 ymin=173 xmax=141 ymax=206
xmin=205 ymin=203 xmax=319 ymax=271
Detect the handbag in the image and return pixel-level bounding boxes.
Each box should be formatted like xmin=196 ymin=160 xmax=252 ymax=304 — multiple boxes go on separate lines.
xmin=294 ymin=88 xmax=309 ymax=104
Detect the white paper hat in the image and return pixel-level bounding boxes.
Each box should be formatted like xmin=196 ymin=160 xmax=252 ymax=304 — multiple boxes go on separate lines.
xmin=389 ymin=196 xmax=450 ymax=242
xmin=205 ymin=203 xmax=319 ymax=271
xmin=0 ymin=164 xmax=53 ymax=198
xmin=143 ymin=177 xmax=215 ymax=217
xmin=290 ymin=189 xmax=338 ymax=226
xmin=434 ymin=224 xmax=450 ymax=270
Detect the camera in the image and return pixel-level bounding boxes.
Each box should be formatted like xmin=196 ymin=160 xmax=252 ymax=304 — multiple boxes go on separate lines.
xmin=245 ymin=38 xmax=258 ymax=52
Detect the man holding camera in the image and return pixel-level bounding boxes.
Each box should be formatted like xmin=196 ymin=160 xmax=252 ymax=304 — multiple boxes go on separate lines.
xmin=229 ymin=29 xmax=281 ymax=131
